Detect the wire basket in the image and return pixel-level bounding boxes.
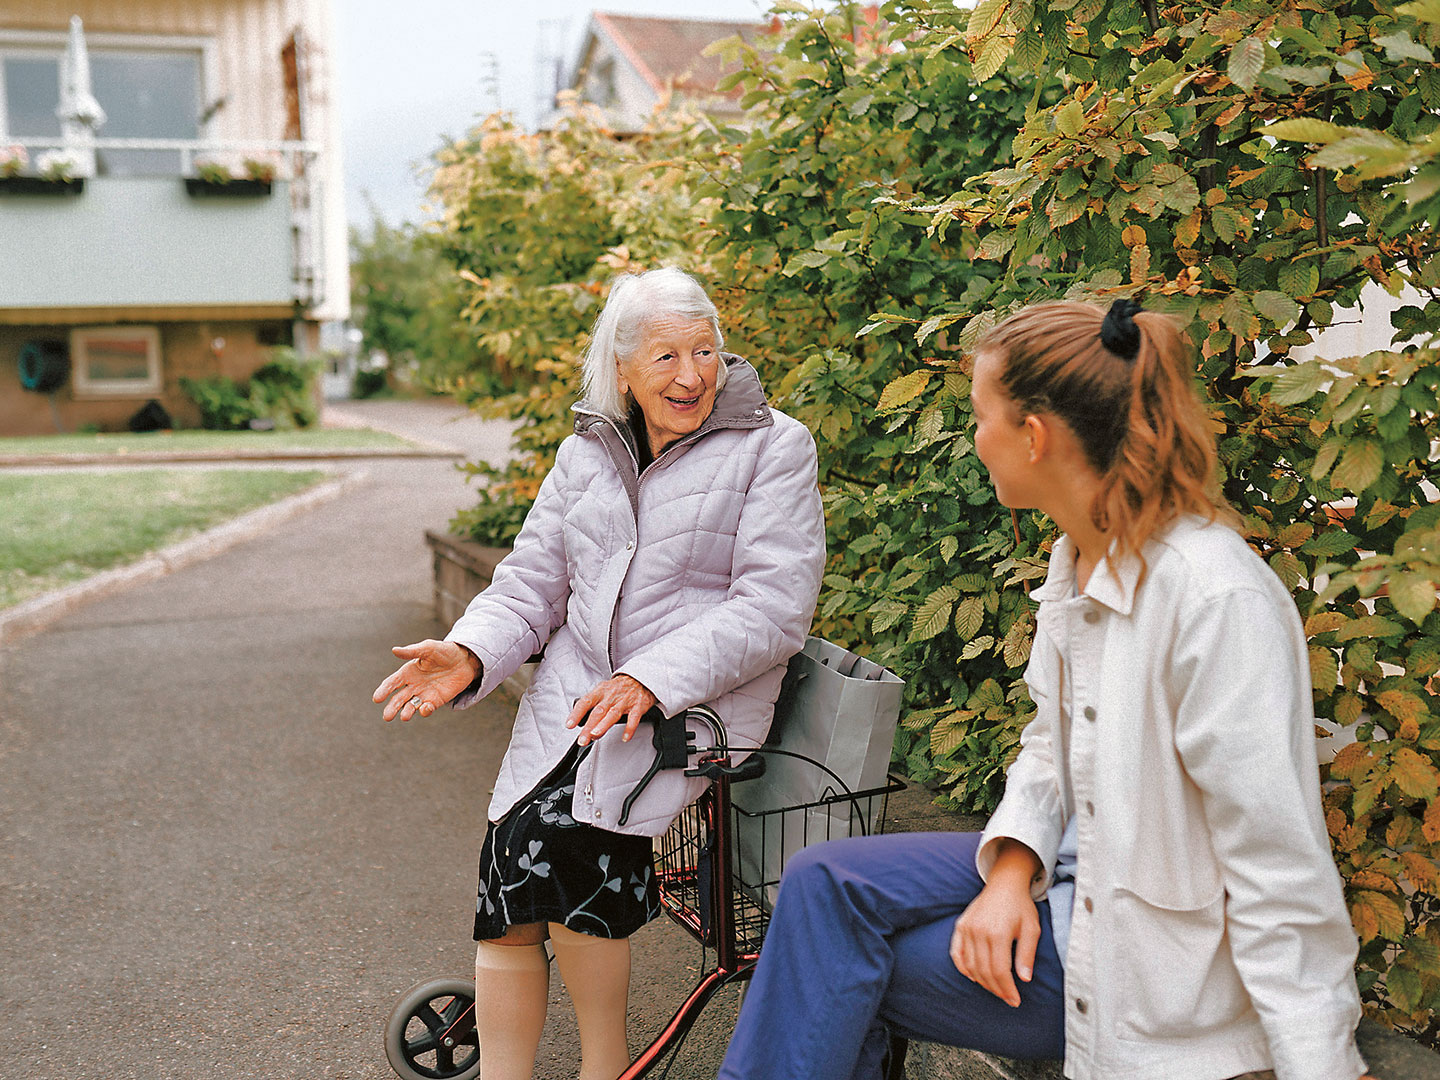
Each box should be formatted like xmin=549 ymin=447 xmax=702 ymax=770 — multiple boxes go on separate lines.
xmin=653 ymin=774 xmax=904 ymax=957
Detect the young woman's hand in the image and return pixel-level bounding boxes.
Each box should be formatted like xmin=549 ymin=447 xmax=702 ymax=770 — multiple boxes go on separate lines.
xmin=565 ymin=675 xmax=658 ymax=746
xmin=373 ymin=640 xmax=481 ymax=721
xmin=950 ymin=839 xmax=1043 ymax=1008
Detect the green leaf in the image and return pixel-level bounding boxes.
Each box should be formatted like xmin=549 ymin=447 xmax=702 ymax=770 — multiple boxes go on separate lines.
xmin=1270 ymin=361 xmax=1325 ymax=405
xmin=848 ymin=93 xmax=875 ymax=118
xmin=782 ymin=249 xmax=832 ymax=275
xmin=1376 ymin=31 xmax=1434 ymax=63
xmin=1252 ymin=290 xmax=1302 ymax=328
xmin=972 ymin=34 xmax=1011 ymax=81
xmin=1270 ymin=550 xmax=1305 ymax=589
xmin=1335 ymin=614 xmax=1405 ymax=642
xmin=1055 ymin=99 xmax=1085 ymax=138
xmin=910 ymin=583 xmax=960 ymax=642
xmin=970 ymin=677 xmax=1005 ymax=709
xmin=1278 ymin=260 xmax=1320 ymax=298
xmin=916 ymin=313 xmax=963 ymax=346
xmin=1310 ymin=644 xmax=1339 ymax=691
xmin=1390 ymin=571 xmax=1438 ymax=625
xmin=976 ymin=231 xmax=1017 ymax=261
xmin=1266 ymin=118 xmax=1354 ymax=143
xmin=1300 ymin=530 xmax=1359 ymax=557
xmin=1227 ymin=37 xmax=1266 ymax=92
xmin=954 ymin=594 xmax=985 ymax=640
xmin=1310 ymin=437 xmax=1342 ymax=481
xmin=1012 ymin=29 xmax=1044 ymax=72
xmin=960 ymin=635 xmax=995 ymax=660
xmin=1330 ymin=438 xmax=1384 ymax=494
xmin=967 ymin=0 xmax=1008 ymax=39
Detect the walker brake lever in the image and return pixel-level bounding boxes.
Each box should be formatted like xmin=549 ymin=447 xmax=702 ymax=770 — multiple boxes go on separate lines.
xmin=685 ymin=755 xmax=766 ymax=783
xmin=617 ymin=710 xmax=694 ymax=826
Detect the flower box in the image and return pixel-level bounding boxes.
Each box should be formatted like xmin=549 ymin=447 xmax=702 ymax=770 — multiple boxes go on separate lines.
xmin=183 ymin=177 xmax=273 ymax=197
xmin=0 ymin=176 xmax=84 ymax=195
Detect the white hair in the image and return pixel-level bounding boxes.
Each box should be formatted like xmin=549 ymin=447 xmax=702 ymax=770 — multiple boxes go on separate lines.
xmin=580 ymin=267 xmax=726 ymax=419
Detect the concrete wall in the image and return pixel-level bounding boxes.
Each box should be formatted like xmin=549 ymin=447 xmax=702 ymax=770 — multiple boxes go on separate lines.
xmin=0 ymin=318 xmax=290 ymax=434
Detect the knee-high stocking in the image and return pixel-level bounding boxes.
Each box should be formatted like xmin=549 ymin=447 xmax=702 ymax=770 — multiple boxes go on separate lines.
xmin=474 ymin=940 xmax=550 ymax=1080
xmin=549 ymin=923 xmax=633 ymax=1080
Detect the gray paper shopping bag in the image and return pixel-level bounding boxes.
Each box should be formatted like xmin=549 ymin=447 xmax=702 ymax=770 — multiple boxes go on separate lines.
xmin=731 ymin=637 xmax=904 ymax=910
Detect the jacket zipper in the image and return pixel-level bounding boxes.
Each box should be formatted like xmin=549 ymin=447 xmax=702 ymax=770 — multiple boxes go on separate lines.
xmin=575 ymin=409 xmax=707 ymax=674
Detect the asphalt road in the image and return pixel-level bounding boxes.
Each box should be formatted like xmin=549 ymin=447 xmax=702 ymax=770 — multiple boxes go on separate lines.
xmin=0 ymin=403 xmax=743 ymax=1080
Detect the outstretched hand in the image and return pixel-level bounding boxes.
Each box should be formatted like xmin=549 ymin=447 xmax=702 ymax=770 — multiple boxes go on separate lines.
xmin=373 ymin=639 xmax=481 ymax=722
xmin=565 ymin=674 xmax=658 ymax=746
xmin=950 ymin=840 xmax=1043 ymax=1009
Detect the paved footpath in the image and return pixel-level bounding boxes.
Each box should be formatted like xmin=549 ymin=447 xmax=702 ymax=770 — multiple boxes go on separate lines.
xmin=0 ymin=400 xmax=735 ymax=1080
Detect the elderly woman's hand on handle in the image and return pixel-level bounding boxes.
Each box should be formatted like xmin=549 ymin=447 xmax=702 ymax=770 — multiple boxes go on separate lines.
xmin=373 ymin=639 xmax=481 ymax=721
xmin=565 ymin=674 xmax=658 ymax=746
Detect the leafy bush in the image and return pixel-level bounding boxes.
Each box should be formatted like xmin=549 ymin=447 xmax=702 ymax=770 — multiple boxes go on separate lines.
xmin=349 ymin=211 xmax=497 ymax=396
xmin=179 ymin=375 xmax=255 ymax=430
xmin=248 ymin=349 xmax=319 ymax=429
xmin=872 ymin=0 xmax=1440 ymax=1038
xmin=351 ymin=365 xmax=388 ymax=399
xmin=181 ymin=348 xmax=319 ymax=430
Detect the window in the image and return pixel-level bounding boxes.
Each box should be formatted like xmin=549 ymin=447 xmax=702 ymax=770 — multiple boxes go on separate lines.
xmin=70 ymin=326 xmax=163 ymax=397
xmin=1 ymin=52 xmax=61 ymax=137
xmin=0 ymin=42 xmax=202 ymax=175
xmin=92 ymin=50 xmax=201 ymax=175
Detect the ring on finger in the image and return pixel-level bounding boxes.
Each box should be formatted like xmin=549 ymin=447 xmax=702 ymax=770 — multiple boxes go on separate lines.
xmin=408 ymin=695 xmax=423 ymax=709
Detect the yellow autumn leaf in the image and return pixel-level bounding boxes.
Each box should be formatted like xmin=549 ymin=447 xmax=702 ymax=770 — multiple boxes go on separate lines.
xmin=878 ymin=370 xmax=932 ymax=412
xmin=1401 ymin=851 xmax=1440 ymax=892
xmin=1331 ymin=741 xmax=1370 ymax=781
xmin=1425 ymin=799 xmax=1440 ymax=843
xmin=1389 ymin=747 xmax=1440 ymax=801
xmin=1350 ymin=889 xmax=1406 ymax=944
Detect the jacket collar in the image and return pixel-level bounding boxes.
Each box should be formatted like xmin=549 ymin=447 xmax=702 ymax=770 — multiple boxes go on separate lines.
xmin=571 ymin=353 xmax=772 ymax=456
xmin=1031 ymin=532 xmax=1142 ymax=616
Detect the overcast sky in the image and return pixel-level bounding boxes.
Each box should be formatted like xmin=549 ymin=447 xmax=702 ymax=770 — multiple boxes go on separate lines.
xmin=335 ymin=0 xmax=771 ymax=229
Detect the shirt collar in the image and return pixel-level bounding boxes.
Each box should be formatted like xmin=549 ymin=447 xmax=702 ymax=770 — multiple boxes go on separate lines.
xmin=1031 ymin=532 xmax=1142 ymax=616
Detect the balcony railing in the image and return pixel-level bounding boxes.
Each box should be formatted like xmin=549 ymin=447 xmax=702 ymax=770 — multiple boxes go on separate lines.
xmin=6 ymin=137 xmax=326 ymax=313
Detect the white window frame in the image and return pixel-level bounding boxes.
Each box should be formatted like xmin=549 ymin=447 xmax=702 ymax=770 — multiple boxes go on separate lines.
xmin=0 ymin=30 xmax=216 ymax=142
xmin=70 ymin=325 xmax=164 ymax=398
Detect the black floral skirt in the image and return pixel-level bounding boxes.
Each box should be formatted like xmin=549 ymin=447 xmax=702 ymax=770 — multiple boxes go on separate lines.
xmin=473 ymin=743 xmax=662 ymax=940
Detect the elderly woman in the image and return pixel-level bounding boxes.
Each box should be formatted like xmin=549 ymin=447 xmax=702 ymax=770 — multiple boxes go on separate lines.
xmin=373 ymin=266 xmax=825 ymax=1080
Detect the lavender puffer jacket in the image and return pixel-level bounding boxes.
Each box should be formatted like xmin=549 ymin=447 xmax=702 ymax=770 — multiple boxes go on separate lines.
xmin=444 ymin=356 xmax=825 ymax=836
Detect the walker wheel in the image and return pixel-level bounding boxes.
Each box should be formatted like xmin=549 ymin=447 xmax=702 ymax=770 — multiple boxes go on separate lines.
xmin=384 ymin=976 xmax=480 ymax=1080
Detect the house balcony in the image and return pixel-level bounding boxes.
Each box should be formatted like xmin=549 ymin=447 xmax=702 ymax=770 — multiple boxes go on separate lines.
xmin=0 ymin=138 xmax=325 ymax=326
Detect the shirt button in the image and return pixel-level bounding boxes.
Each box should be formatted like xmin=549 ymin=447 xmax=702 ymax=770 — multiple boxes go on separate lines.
xmin=594 ymin=809 xmax=603 ymax=819
xmin=1086 ymin=801 xmax=1095 ymax=816
xmin=1075 ymin=998 xmax=1088 ymax=1014
xmin=1083 ymin=609 xmax=1100 ymax=624
xmin=625 ymin=541 xmax=634 ymax=551
xmin=1084 ymin=896 xmax=1094 ymax=913
xmin=1083 ymin=706 xmax=1096 ymax=722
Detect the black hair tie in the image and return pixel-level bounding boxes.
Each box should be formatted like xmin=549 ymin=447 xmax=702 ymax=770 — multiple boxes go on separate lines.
xmin=1100 ymin=298 xmax=1144 ymax=360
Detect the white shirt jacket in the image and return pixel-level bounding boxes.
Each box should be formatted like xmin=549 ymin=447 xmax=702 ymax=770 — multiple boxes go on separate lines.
xmin=979 ymin=516 xmax=1366 ymax=1080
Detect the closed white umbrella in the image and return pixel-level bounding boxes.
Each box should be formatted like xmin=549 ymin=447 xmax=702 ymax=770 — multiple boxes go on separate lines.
xmin=56 ymin=15 xmax=105 ymax=176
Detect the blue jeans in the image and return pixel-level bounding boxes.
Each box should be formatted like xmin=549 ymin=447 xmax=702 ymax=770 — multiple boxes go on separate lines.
xmin=719 ymin=832 xmax=1066 ymax=1080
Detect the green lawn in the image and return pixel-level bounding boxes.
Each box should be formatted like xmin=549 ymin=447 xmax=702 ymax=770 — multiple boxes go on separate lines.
xmin=0 ymin=428 xmax=414 ymax=456
xmin=0 ymin=469 xmax=326 ymax=610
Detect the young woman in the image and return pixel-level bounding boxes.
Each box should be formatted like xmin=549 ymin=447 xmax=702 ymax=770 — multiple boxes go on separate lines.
xmin=718 ymin=300 xmax=1370 ymax=1080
